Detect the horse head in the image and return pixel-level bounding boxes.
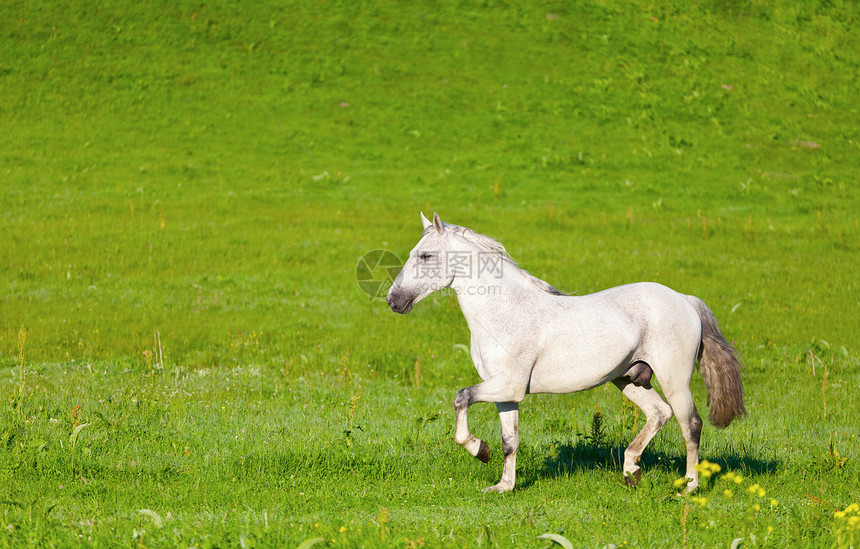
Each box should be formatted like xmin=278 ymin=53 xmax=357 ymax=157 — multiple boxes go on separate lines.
xmin=386 ymin=212 xmax=455 ymax=314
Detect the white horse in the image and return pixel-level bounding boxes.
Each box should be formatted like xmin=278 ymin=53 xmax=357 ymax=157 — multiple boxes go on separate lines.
xmin=387 ymin=212 xmax=745 ymax=493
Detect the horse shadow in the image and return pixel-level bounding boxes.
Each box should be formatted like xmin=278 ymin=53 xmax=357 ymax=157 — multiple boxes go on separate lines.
xmin=517 ymin=437 xmax=780 ymax=489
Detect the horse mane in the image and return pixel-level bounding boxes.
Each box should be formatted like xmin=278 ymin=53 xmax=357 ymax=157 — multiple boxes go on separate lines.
xmin=427 ymin=223 xmax=567 ymax=296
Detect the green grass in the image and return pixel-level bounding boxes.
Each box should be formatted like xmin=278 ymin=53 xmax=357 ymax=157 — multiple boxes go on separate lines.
xmin=2 ymin=0 xmax=860 ymax=546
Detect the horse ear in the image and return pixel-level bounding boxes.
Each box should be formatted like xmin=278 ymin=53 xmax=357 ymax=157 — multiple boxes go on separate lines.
xmin=420 ymin=211 xmax=432 ymax=230
xmin=432 ymin=212 xmax=443 ymax=234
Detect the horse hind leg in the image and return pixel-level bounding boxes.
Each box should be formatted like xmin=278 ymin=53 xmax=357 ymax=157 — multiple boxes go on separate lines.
xmin=612 ymin=377 xmax=673 ymax=485
xmin=661 ymin=383 xmax=704 ymax=492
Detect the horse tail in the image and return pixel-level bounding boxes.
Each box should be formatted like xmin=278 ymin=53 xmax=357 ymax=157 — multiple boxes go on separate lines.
xmin=686 ymin=295 xmax=746 ymax=428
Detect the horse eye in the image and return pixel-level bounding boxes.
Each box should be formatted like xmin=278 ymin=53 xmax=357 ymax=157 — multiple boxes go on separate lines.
xmin=419 ymin=253 xmax=432 ymax=261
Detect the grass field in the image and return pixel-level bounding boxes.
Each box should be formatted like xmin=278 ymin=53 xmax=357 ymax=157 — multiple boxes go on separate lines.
xmin=2 ymin=0 xmax=860 ymax=547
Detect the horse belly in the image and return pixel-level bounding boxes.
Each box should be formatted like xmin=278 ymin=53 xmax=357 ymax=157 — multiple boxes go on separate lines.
xmin=527 ymin=329 xmax=638 ymax=394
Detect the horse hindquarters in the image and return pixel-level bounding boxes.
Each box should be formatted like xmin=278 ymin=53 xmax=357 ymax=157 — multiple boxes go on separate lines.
xmin=648 ymin=294 xmax=744 ymax=490
xmin=625 ymin=288 xmax=706 ymax=490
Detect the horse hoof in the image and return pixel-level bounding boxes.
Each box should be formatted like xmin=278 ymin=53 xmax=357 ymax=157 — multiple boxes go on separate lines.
xmin=674 ymin=484 xmax=699 ymax=497
xmin=482 ymin=483 xmax=512 ymax=493
xmin=476 ymin=441 xmax=491 ymax=463
xmin=624 ymin=469 xmax=642 ymax=486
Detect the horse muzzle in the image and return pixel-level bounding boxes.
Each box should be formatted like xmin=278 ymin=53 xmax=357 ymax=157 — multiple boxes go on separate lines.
xmin=386 ymin=287 xmax=414 ymax=314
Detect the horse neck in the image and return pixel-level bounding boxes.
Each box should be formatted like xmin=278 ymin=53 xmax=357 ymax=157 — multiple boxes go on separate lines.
xmin=453 ymin=260 xmax=538 ymax=320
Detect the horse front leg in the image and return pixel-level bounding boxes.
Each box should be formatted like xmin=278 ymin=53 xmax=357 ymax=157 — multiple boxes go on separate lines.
xmin=453 ymin=377 xmax=527 ymax=491
xmin=483 ymin=402 xmax=519 ymax=493
xmin=453 ymin=386 xmax=491 ymax=463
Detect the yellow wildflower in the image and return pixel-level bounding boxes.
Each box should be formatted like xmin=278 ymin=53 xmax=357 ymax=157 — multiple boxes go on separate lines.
xmin=723 ymin=489 xmax=734 ymax=498
xmin=695 ymin=460 xmax=722 ymax=476
xmin=673 ymin=477 xmax=687 ymax=489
